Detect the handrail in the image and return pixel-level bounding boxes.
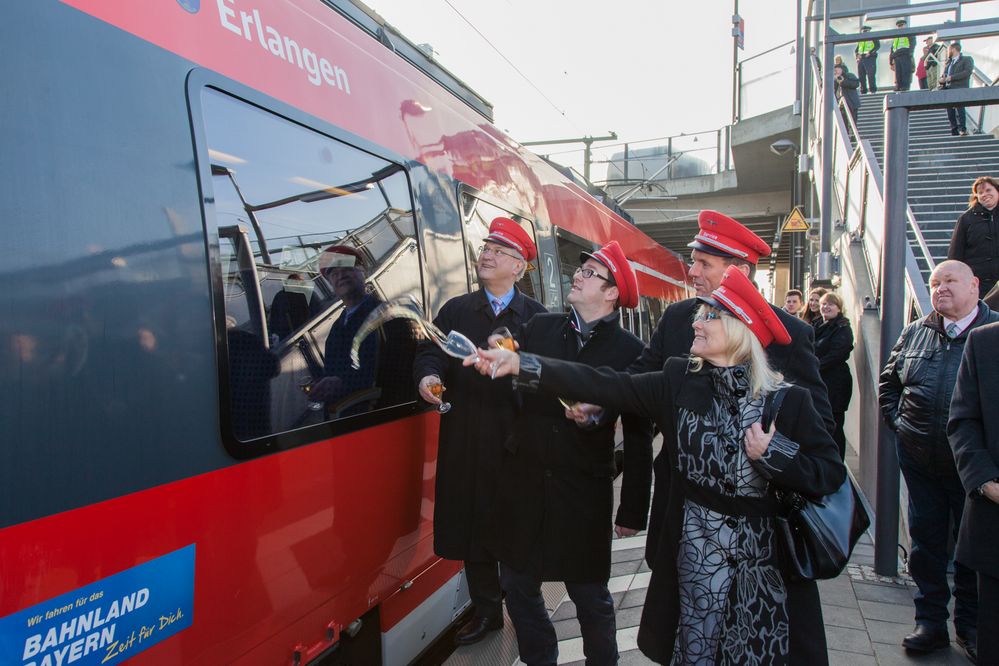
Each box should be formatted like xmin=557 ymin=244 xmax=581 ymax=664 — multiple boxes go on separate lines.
xmin=740 ymin=39 xmax=795 ymax=65
xmin=816 ymin=52 xmax=933 ymax=317
xmin=972 ymin=65 xmax=997 ymax=87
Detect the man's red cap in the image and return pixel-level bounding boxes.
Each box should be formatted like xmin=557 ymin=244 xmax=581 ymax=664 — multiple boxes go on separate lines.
xmin=688 ymin=210 xmax=771 ymax=265
xmin=318 ymin=245 xmax=366 ymax=275
xmin=581 ymin=240 xmax=639 ymax=309
xmin=484 ymin=217 xmax=537 ymax=262
xmin=699 ymin=266 xmax=791 ymax=347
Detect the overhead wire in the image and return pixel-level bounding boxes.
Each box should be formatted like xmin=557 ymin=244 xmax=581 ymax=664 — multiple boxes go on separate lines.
xmin=439 ymin=0 xmax=584 ymax=134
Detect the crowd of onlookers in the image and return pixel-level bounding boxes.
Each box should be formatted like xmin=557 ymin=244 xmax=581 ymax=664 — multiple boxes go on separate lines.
xmin=773 ymin=175 xmax=999 ymax=664
xmin=834 ymin=19 xmax=975 ymax=135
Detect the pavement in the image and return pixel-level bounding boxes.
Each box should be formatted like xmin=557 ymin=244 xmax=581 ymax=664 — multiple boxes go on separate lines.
xmin=445 ymin=438 xmax=977 ymax=666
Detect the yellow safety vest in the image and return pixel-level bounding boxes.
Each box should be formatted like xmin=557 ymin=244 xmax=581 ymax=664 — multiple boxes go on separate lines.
xmin=857 ymin=40 xmax=876 ymax=55
xmin=892 ymin=36 xmax=911 ymax=51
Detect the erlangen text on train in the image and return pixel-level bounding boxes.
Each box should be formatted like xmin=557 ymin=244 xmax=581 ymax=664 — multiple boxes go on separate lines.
xmin=216 ymin=0 xmax=351 ymax=93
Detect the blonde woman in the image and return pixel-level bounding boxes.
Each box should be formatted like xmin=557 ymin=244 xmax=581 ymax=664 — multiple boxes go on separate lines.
xmin=471 ymin=266 xmax=844 ymax=665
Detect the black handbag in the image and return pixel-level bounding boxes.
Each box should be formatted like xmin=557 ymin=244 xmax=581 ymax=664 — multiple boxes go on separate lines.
xmin=763 ymin=388 xmax=871 ymax=581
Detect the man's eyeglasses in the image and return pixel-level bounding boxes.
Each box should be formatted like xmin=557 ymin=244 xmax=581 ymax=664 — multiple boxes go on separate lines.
xmin=477 ymin=245 xmax=522 ymax=261
xmin=693 ymin=311 xmax=725 ymax=322
xmin=573 ymin=266 xmax=611 ymax=282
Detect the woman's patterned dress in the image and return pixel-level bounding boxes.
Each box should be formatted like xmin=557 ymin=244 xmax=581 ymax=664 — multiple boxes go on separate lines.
xmin=671 ymin=364 xmax=801 ymax=666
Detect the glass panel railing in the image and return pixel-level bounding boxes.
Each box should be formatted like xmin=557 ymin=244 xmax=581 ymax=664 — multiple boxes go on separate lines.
xmin=738 ymin=41 xmax=796 ymax=120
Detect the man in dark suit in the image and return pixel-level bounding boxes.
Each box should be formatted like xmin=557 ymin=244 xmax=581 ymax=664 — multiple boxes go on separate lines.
xmin=413 ymin=217 xmax=547 ymax=645
xmin=939 ymin=42 xmax=975 ymax=136
xmin=624 ymin=210 xmax=834 ymax=567
xmin=948 ymin=321 xmax=999 ymax=665
xmin=489 ymin=241 xmax=653 ymax=666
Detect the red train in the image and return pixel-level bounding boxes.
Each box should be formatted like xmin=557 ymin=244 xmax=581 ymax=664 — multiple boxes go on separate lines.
xmin=0 ymin=1 xmax=688 ymax=664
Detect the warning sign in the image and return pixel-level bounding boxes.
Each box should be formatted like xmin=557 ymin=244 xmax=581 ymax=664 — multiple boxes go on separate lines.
xmin=782 ymin=207 xmax=810 ymax=233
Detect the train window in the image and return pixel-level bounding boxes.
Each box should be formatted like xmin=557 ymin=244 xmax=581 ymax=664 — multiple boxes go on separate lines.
xmin=554 ymin=231 xmax=596 ymax=308
xmin=459 ymin=192 xmax=543 ymax=303
xmin=200 ymin=88 xmax=422 ymax=446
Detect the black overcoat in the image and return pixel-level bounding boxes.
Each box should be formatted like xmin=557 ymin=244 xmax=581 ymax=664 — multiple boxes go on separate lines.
xmin=948 ymin=202 xmax=999 ymax=298
xmin=486 ymin=312 xmax=653 ymax=582
xmin=526 ymin=356 xmax=844 ymax=664
xmin=814 ymin=314 xmax=854 ymax=413
xmin=412 ymin=288 xmax=546 ymax=561
xmin=628 ymin=297 xmax=833 ymax=565
xmin=947 ymin=322 xmax=999 ymax=579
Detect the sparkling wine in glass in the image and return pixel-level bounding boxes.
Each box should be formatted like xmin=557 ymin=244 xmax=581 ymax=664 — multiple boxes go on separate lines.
xmin=492 ymin=326 xmax=515 ymax=351
xmin=428 ymin=380 xmax=451 ymax=414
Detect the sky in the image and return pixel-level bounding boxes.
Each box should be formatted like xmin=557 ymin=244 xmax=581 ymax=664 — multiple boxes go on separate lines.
xmin=367 ymin=1 xmax=798 ymax=180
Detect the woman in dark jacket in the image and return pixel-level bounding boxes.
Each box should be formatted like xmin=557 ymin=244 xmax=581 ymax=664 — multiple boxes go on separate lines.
xmin=948 ymin=176 xmax=999 ymax=298
xmin=801 ymin=286 xmax=827 ymax=327
xmin=471 ymin=266 xmax=845 ymax=665
xmin=815 ymin=292 xmax=854 ymax=458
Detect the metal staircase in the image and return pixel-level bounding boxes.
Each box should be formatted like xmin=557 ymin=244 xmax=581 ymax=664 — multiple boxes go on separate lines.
xmin=853 ymin=91 xmax=999 ymax=283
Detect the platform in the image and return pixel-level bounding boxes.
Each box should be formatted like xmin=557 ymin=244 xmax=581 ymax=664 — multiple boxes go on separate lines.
xmin=444 ymin=437 xmax=976 ymax=665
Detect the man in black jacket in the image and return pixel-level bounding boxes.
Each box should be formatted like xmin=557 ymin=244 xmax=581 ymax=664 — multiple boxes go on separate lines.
xmin=940 ymin=42 xmax=975 ymax=136
xmin=626 ymin=210 xmax=834 ymax=568
xmin=948 ymin=321 xmax=999 ymax=666
xmin=414 ymin=217 xmax=547 ymax=645
xmin=490 ymin=241 xmax=652 ymax=666
xmin=855 ymin=25 xmax=879 ymax=94
xmin=879 ymin=260 xmax=996 ymax=660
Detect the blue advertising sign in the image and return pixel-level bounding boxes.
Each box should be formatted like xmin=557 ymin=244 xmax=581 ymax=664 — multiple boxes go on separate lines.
xmin=0 ymin=545 xmax=195 ymax=666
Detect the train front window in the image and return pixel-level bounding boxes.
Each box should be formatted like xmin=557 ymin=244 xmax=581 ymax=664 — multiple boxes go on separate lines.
xmin=200 ymin=88 xmax=423 ymax=447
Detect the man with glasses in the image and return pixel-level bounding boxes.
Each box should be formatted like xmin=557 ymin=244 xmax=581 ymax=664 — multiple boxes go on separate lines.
xmin=488 ymin=241 xmax=652 ymax=666
xmin=413 ymin=217 xmax=547 ymax=646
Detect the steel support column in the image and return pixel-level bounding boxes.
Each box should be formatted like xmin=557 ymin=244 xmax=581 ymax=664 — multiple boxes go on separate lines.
xmin=874 ymin=101 xmax=909 ymax=576
xmin=818 ymin=8 xmax=833 ymax=281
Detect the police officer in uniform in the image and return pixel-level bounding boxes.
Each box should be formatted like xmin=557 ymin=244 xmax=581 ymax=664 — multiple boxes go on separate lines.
xmin=890 ymin=18 xmax=916 ymax=91
xmin=414 ymin=217 xmax=547 ymax=645
xmin=855 ymin=25 xmax=879 ymax=94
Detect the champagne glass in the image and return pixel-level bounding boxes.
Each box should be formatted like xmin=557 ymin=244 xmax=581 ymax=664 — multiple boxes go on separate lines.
xmin=428 ymin=379 xmax=451 ymax=414
xmin=441 ymin=330 xmax=480 ymax=363
xmin=558 ymin=397 xmax=579 ymax=410
xmin=298 ymin=372 xmax=324 ymax=411
xmin=492 ymin=326 xmax=515 ymax=351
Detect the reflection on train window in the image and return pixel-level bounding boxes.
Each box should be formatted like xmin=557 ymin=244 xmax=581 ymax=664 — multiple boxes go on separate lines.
xmin=554 ymin=232 xmax=594 ymax=309
xmin=202 ymin=88 xmax=422 ymax=442
xmin=459 ymin=192 xmax=543 ymax=303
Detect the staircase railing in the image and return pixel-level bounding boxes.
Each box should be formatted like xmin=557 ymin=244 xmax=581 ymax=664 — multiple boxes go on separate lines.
xmin=968 ymin=65 xmax=998 ymax=135
xmin=809 ymin=55 xmax=932 ymax=316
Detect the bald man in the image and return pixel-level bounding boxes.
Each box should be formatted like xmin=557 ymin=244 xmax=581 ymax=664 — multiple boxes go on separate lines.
xmin=880 ymin=260 xmax=998 ymax=659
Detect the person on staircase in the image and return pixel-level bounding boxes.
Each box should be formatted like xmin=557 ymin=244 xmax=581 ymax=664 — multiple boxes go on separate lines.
xmin=949 ymin=177 xmax=999 ymax=299
xmin=917 ymin=45 xmax=930 ymax=90
xmin=939 ymin=42 xmax=975 ymax=136
xmin=834 ymin=63 xmax=861 ymax=124
xmin=890 ymin=19 xmax=916 ymax=91
xmin=855 ymin=25 xmax=879 ymax=94
xmin=924 ymin=36 xmax=946 ymax=92
xmin=800 ymin=287 xmax=827 ymax=327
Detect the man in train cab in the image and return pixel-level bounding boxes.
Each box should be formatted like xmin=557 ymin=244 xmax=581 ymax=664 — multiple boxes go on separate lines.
xmin=620 ymin=210 xmax=834 ymax=569
xmin=880 ymin=260 xmax=994 ymax=660
xmin=308 ymin=245 xmax=383 ymax=416
xmin=890 ymin=18 xmax=916 ymax=91
xmin=413 ymin=217 xmax=547 ymax=646
xmin=486 ymin=241 xmax=652 ymax=666
xmin=784 ymin=289 xmax=804 ymax=316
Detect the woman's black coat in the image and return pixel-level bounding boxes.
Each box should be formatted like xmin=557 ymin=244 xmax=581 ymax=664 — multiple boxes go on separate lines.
xmin=525 ymin=355 xmax=845 ymax=665
xmin=814 ymin=314 xmax=855 ymax=413
xmin=948 ymin=202 xmax=999 ymax=298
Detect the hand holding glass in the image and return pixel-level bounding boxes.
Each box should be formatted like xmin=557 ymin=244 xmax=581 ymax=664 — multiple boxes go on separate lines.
xmin=428 ymin=379 xmax=451 ymax=414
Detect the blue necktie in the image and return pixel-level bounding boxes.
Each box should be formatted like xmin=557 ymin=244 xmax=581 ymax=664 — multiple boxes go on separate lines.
xmin=946 ymin=323 xmax=959 ymax=338
xmin=492 ymin=299 xmax=503 ymax=316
